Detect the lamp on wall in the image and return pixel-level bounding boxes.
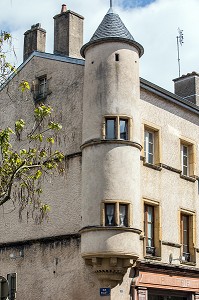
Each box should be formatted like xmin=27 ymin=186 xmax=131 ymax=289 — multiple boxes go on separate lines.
xmin=9 ymin=250 xmax=24 ymax=259
xmin=169 ymin=253 xmax=186 ymax=264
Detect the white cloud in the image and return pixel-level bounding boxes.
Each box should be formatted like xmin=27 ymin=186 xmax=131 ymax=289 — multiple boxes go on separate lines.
xmin=1 ymin=0 xmax=199 ymax=92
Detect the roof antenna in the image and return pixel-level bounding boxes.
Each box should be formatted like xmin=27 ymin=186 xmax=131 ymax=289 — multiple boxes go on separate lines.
xmin=176 ymin=28 xmax=184 ymax=77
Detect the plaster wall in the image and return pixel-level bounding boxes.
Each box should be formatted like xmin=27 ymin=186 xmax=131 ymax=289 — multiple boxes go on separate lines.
xmin=0 ymin=56 xmax=84 ymax=242
xmin=0 ymin=237 xmax=104 ymax=300
xmin=140 ymin=88 xmax=199 ymax=265
xmin=82 ymin=41 xmax=141 ymax=144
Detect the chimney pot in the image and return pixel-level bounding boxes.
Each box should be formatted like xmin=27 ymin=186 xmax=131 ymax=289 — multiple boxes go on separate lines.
xmin=61 ymin=4 xmax=67 ymax=13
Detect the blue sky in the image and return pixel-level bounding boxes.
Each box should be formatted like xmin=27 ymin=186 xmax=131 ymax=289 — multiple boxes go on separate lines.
xmin=0 ymin=0 xmax=199 ymax=92
xmin=120 ymin=0 xmax=156 ymax=9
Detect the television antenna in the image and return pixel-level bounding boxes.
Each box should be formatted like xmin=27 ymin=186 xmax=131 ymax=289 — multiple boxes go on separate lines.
xmin=176 ymin=28 xmax=184 ymax=77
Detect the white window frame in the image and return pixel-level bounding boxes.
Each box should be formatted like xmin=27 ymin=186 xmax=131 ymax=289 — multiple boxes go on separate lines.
xmin=144 ymin=130 xmax=154 ymax=164
xmin=181 ymin=144 xmax=189 ymax=176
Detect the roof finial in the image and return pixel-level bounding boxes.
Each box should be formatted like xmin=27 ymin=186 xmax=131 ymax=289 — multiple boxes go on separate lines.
xmin=110 ymin=0 xmax=113 ymax=8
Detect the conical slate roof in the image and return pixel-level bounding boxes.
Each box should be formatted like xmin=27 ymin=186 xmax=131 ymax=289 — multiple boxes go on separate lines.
xmin=81 ymin=8 xmax=144 ymax=58
xmin=90 ymin=8 xmax=134 ymax=42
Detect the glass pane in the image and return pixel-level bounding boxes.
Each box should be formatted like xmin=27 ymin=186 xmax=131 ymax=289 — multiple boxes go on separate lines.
xmin=149 ymin=142 xmax=153 ymax=154
xmin=106 ymin=119 xmax=115 ymax=139
xmin=147 ymin=206 xmax=153 ymax=222
xmin=147 ymin=238 xmax=152 ymax=247
xmin=148 ymin=132 xmax=154 ymax=143
xmin=183 ymin=156 xmax=188 ymax=165
xmin=148 ymin=153 xmax=154 ymax=164
xmin=105 ymin=204 xmax=115 ymax=226
xmin=120 ymin=119 xmax=128 ymax=140
xmin=147 ymin=224 xmax=152 ymax=238
xmin=183 ymin=166 xmax=188 ymax=176
xmin=119 ymin=204 xmax=127 ymax=227
xmin=183 ymin=145 xmax=188 ymax=155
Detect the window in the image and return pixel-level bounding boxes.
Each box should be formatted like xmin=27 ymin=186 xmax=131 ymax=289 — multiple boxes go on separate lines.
xmin=181 ymin=214 xmax=190 ymax=261
xmin=143 ymin=124 xmax=161 ymax=165
xmin=180 ymin=211 xmax=195 ymax=263
xmin=104 ymin=116 xmax=130 ymax=140
xmin=144 ymin=204 xmax=155 ymax=255
xmin=144 ymin=130 xmax=154 ymax=164
xmin=106 ymin=119 xmax=116 ymax=139
xmin=180 ymin=140 xmax=196 ymax=177
xmin=102 ymin=201 xmax=131 ymax=227
xmin=115 ymin=53 xmax=119 ymax=61
xmin=38 ymin=76 xmax=47 ymax=98
xmin=120 ymin=119 xmax=128 ymax=140
xmin=32 ymin=75 xmax=51 ymax=101
xmin=143 ymin=200 xmax=161 ymax=257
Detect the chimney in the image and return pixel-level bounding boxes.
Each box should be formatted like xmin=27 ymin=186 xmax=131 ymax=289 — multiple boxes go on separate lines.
xmin=53 ymin=5 xmax=84 ymax=59
xmin=173 ymin=72 xmax=199 ymax=106
xmin=23 ymin=23 xmax=46 ymax=61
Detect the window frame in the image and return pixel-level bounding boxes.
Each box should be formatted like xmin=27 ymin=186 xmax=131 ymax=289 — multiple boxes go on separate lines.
xmin=101 ymin=200 xmax=132 ymax=227
xmin=32 ymin=74 xmax=51 ymax=101
xmin=103 ymin=115 xmax=132 ymax=141
xmin=143 ymin=122 xmax=161 ymax=166
xmin=179 ymin=209 xmax=196 ymax=263
xmin=144 ymin=130 xmax=155 ymax=164
xmin=180 ymin=139 xmax=196 ymax=177
xmin=143 ymin=199 xmax=161 ymax=257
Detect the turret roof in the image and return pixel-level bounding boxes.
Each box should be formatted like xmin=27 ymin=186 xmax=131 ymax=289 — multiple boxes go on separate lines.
xmin=80 ymin=8 xmax=144 ymax=58
xmin=90 ymin=8 xmax=134 ymax=42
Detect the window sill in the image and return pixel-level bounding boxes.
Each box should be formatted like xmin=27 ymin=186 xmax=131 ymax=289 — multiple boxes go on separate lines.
xmin=143 ymin=162 xmax=162 ymax=171
xmin=180 ymin=174 xmax=196 ymax=182
xmin=144 ymin=255 xmax=161 ymax=261
xmin=180 ymin=261 xmax=196 ymax=266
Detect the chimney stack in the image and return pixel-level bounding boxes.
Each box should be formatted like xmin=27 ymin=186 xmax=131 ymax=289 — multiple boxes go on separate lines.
xmin=23 ymin=23 xmax=46 ymax=61
xmin=173 ymin=72 xmax=199 ymax=106
xmin=53 ymin=5 xmax=84 ymax=59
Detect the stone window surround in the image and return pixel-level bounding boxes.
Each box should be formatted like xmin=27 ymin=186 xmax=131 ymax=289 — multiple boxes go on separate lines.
xmin=178 ymin=208 xmax=196 ymax=264
xmin=32 ymin=71 xmax=52 ymax=101
xmin=142 ymin=198 xmax=161 ymax=258
xmin=142 ymin=121 xmax=162 ymax=166
xmin=179 ymin=136 xmax=196 ymax=178
xmin=102 ymin=115 xmax=133 ymax=141
xmin=101 ymin=199 xmax=132 ymax=227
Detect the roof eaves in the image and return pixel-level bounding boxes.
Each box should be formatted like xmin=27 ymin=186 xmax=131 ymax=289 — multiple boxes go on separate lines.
xmin=140 ymin=77 xmax=199 ymax=115
xmin=0 ymin=51 xmax=85 ymax=91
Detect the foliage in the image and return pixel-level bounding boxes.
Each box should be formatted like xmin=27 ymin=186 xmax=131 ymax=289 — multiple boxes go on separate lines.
xmin=0 ymin=103 xmax=64 ymax=223
xmin=0 ymin=31 xmax=16 ymax=86
xmin=0 ymin=32 xmax=64 ymax=223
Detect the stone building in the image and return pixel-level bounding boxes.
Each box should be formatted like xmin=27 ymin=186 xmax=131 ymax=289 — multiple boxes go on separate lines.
xmin=0 ymin=3 xmax=199 ymax=300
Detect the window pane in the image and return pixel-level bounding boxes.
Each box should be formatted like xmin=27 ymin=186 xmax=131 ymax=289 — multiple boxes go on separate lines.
xmin=39 ymin=77 xmax=47 ymax=96
xmin=145 ymin=130 xmax=154 ymax=164
xmin=148 ymin=132 xmax=154 ymax=143
xmin=105 ymin=204 xmax=115 ymax=226
xmin=183 ymin=166 xmax=188 ymax=176
xmin=106 ymin=119 xmax=116 ymax=139
xmin=148 ymin=154 xmax=154 ymax=164
xmin=119 ymin=204 xmax=128 ymax=227
xmin=120 ymin=119 xmax=128 ymax=140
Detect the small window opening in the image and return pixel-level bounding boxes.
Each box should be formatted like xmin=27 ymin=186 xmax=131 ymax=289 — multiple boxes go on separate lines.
xmin=115 ymin=53 xmax=119 ymax=61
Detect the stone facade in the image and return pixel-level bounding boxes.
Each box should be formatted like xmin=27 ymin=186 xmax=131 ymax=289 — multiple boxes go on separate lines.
xmin=0 ymin=5 xmax=199 ymax=300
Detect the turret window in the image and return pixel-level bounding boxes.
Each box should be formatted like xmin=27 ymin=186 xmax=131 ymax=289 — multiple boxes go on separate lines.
xmin=106 ymin=119 xmax=116 ymax=139
xmin=120 ymin=119 xmax=128 ymax=140
xmin=103 ymin=116 xmax=131 ymax=141
xmin=115 ymin=53 xmax=119 ymax=61
xmin=102 ymin=201 xmax=131 ymax=227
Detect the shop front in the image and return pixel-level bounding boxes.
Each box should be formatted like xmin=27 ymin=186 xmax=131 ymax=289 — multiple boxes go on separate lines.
xmin=131 ymin=262 xmax=199 ymax=300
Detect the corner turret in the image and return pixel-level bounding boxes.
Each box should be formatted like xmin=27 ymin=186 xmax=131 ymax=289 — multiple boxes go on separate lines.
xmin=80 ymin=5 xmax=144 ymax=292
